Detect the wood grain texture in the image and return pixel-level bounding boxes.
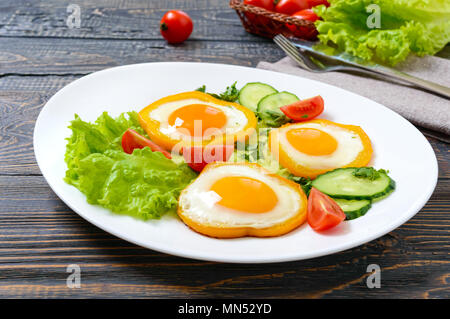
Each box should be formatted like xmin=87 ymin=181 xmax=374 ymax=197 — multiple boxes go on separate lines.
xmin=0 ymin=0 xmax=449 ymax=299
xmin=0 ymin=0 xmax=259 ymax=41
xmin=0 ymin=37 xmax=283 ymax=76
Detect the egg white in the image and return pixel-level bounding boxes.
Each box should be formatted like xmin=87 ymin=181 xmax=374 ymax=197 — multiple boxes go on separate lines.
xmin=149 ymin=98 xmax=249 ymax=141
xmin=276 ymin=122 xmax=364 ymax=170
xmin=178 ymin=164 xmax=303 ymax=229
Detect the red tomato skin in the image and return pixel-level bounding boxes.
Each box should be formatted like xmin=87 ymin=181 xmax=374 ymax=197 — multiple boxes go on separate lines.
xmin=182 ymin=145 xmax=234 ymax=172
xmin=122 ymin=129 xmax=172 ymax=159
xmin=291 ymin=9 xmax=319 ymax=22
xmin=280 ymin=95 xmax=324 ymax=122
xmin=244 ymin=0 xmax=275 ymax=10
xmin=306 ymin=0 xmax=330 ymax=8
xmin=160 ymin=10 xmax=193 ymax=44
xmin=287 ymin=25 xmax=318 ymax=39
xmin=286 ymin=9 xmax=319 ymax=39
xmin=275 ymin=0 xmax=309 ymax=15
xmin=307 ymin=188 xmax=346 ymax=231
xmin=243 ymin=0 xmax=275 ymax=26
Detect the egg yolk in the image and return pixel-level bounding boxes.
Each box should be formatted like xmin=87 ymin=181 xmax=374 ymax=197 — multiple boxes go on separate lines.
xmin=210 ymin=176 xmax=278 ymax=213
xmin=286 ymin=128 xmax=338 ymax=156
xmin=168 ymin=104 xmax=227 ymax=137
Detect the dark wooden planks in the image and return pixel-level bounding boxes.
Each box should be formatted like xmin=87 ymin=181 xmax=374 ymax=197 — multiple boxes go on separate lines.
xmin=0 ymin=37 xmax=283 ymax=76
xmin=0 ymin=75 xmax=80 ymax=93
xmin=0 ymin=251 xmax=447 ymax=298
xmin=0 ymin=229 xmax=448 ymax=298
xmin=0 ymin=0 xmax=257 ymax=41
xmin=0 ymin=90 xmax=47 ymax=176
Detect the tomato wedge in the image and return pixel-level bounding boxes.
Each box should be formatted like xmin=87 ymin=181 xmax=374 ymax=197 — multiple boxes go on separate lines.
xmin=122 ymin=129 xmax=172 ymax=159
xmin=280 ymin=95 xmax=324 ymax=122
xmin=182 ymin=144 xmax=234 ymax=172
xmin=307 ymin=187 xmax=346 ymax=231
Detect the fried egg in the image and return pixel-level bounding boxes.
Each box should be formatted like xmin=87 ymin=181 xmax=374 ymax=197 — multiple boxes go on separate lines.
xmin=269 ymin=119 xmax=372 ymax=179
xmin=139 ymin=91 xmax=257 ymax=151
xmin=178 ymin=162 xmax=307 ymax=238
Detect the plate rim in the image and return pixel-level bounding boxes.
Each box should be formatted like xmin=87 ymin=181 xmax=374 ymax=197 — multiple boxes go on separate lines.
xmin=33 ymin=61 xmax=439 ymax=263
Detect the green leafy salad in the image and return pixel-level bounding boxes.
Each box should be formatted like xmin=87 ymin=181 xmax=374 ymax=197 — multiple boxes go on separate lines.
xmin=64 ymin=112 xmax=196 ymax=220
xmin=314 ymin=0 xmax=450 ymax=65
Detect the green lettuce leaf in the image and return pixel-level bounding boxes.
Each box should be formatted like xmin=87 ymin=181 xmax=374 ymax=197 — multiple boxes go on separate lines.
xmin=64 ymin=112 xmax=196 ymax=220
xmin=314 ymin=0 xmax=450 ymax=65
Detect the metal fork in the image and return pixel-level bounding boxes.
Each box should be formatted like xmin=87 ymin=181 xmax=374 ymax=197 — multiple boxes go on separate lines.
xmin=274 ymin=34 xmax=450 ymax=99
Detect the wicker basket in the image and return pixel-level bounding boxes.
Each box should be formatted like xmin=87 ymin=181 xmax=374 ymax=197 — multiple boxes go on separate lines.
xmin=230 ymin=0 xmax=317 ymax=39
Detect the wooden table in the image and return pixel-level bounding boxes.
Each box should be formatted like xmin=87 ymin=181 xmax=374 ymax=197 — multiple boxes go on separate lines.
xmin=0 ymin=0 xmax=448 ymax=299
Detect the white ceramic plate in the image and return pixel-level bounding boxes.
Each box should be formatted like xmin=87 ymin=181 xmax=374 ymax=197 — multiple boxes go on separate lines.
xmin=34 ymin=62 xmax=438 ymax=263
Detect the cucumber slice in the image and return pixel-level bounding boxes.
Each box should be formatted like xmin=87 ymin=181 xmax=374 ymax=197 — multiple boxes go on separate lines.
xmin=334 ymin=198 xmax=372 ymax=220
xmin=312 ymin=167 xmax=395 ymax=200
xmin=257 ymin=91 xmax=299 ymax=127
xmin=238 ymin=82 xmax=277 ymax=113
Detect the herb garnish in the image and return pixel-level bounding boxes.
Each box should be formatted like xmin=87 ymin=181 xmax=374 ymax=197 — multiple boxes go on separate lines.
xmin=352 ymin=167 xmax=388 ymax=180
xmin=195 ymin=82 xmax=239 ymax=102
xmin=288 ymin=175 xmax=312 ymax=196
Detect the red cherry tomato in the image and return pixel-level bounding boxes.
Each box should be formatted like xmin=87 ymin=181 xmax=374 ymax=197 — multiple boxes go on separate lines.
xmin=275 ymin=0 xmax=309 ymax=15
xmin=286 ymin=9 xmax=319 ymax=39
xmin=243 ymin=0 xmax=275 ymax=26
xmin=280 ymin=95 xmax=324 ymax=122
xmin=244 ymin=0 xmax=275 ymax=11
xmin=160 ymin=10 xmax=193 ymax=44
xmin=182 ymin=144 xmax=234 ymax=172
xmin=307 ymin=188 xmax=346 ymax=231
xmin=122 ymin=129 xmax=172 ymax=159
xmin=290 ymin=9 xmax=319 ymax=22
xmin=306 ymin=0 xmax=330 ymax=8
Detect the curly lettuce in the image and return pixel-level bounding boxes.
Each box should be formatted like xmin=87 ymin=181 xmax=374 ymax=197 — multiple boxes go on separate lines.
xmin=64 ymin=112 xmax=196 ymax=220
xmin=314 ymin=0 xmax=450 ymax=65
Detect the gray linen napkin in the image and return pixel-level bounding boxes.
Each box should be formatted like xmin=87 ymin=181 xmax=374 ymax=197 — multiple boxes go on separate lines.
xmin=257 ymin=56 xmax=450 ymax=141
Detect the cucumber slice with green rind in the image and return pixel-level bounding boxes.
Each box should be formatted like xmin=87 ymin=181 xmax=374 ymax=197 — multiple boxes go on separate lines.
xmin=334 ymin=198 xmax=372 ymax=220
xmin=257 ymin=91 xmax=299 ymax=127
xmin=312 ymin=167 xmax=396 ymax=200
xmin=238 ymin=82 xmax=277 ymax=113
